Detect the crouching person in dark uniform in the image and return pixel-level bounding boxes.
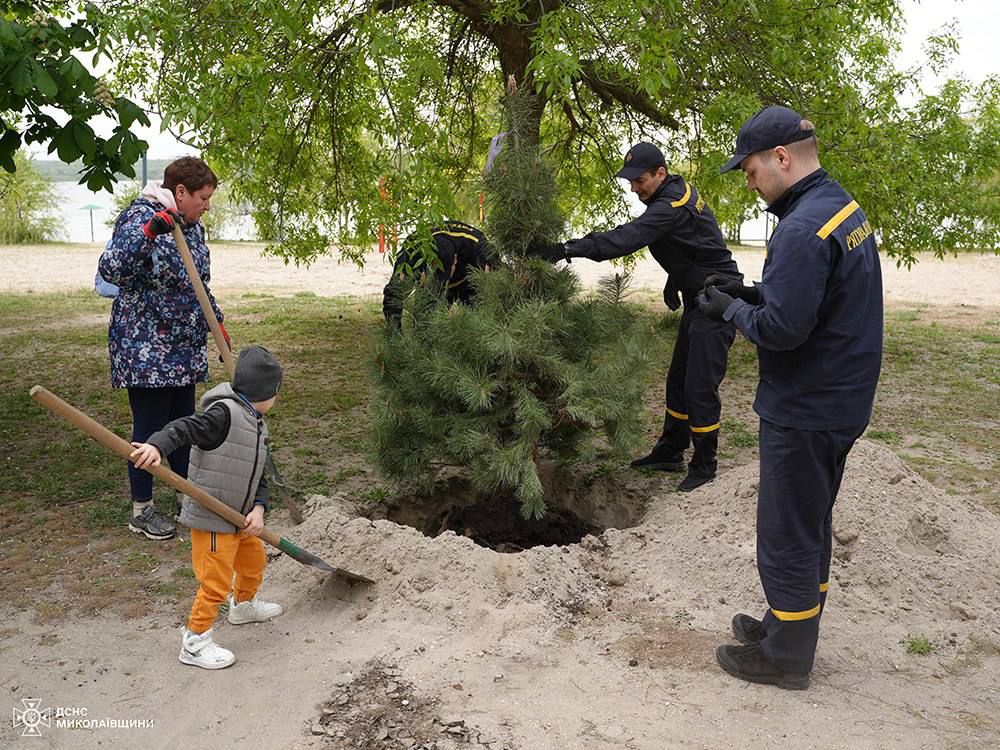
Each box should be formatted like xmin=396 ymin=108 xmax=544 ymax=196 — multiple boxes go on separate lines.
xmin=383 ymin=220 xmax=496 ymax=327
xmin=533 ymin=143 xmax=741 ymax=492
xmin=701 ymin=106 xmax=883 ymax=689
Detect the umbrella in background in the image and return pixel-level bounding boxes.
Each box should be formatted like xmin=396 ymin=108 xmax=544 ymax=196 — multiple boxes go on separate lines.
xmin=80 ymin=203 xmax=102 ymax=243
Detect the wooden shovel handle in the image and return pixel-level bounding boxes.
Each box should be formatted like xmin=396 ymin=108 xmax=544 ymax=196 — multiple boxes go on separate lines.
xmin=171 ymin=224 xmax=236 ymax=378
xmin=30 ymin=385 xmax=281 ymax=549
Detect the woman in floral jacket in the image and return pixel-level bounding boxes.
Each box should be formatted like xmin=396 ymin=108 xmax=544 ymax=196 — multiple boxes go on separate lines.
xmin=98 ymin=156 xmax=226 ymax=540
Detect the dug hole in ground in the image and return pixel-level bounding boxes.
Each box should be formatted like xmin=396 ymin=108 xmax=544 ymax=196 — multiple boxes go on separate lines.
xmin=1 ymin=248 xmax=998 ymax=749
xmin=3 ymin=441 xmax=998 ymax=749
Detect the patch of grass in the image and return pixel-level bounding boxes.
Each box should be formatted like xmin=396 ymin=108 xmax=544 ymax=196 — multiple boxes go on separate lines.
xmin=900 ymin=633 xmax=934 ymax=655
xmin=351 ymin=485 xmax=393 ymax=505
xmin=332 ymin=466 xmax=366 ymax=484
xmin=722 ymin=417 xmax=757 ymax=448
xmin=867 ymin=429 xmax=902 ymax=446
xmin=121 ymin=550 xmax=158 ymax=573
xmin=85 ymin=501 xmax=132 ymax=529
xmin=584 ymin=462 xmax=617 ymax=483
xmin=152 ymin=581 xmax=187 ymax=598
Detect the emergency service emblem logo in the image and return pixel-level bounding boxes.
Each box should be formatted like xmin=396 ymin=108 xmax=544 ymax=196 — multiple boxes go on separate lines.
xmin=12 ymin=698 xmax=51 ymax=736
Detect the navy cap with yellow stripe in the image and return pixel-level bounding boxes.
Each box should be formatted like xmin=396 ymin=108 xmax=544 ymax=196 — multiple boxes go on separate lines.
xmin=720 ymin=106 xmax=815 ymax=174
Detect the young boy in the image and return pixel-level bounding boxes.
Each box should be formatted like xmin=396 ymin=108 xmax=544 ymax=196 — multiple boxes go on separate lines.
xmin=130 ymin=345 xmax=285 ymax=670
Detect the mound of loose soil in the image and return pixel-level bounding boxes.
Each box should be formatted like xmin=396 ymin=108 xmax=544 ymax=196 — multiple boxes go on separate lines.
xmin=265 ymin=439 xmax=999 ymax=749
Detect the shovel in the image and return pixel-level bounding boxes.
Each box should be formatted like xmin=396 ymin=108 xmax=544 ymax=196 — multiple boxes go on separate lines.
xmin=171 ymin=224 xmax=305 ymax=524
xmin=30 ymin=385 xmax=373 ymax=583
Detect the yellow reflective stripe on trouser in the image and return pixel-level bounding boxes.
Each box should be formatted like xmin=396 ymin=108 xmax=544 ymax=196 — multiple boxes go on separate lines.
xmin=819 ymin=582 xmax=829 ymax=593
xmin=670 ymin=182 xmax=692 ymax=207
xmin=433 ymin=230 xmax=480 ymax=242
xmin=816 ymin=200 xmax=859 ymax=239
xmin=690 ymin=422 xmax=720 ymax=433
xmin=771 ymin=604 xmax=821 ymax=621
xmin=666 ymin=407 xmax=688 ymax=420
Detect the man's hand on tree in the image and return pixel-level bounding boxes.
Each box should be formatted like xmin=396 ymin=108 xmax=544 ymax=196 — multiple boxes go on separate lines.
xmin=528 ymin=242 xmax=569 ymax=263
xmin=703 ymin=274 xmax=761 ymax=305
xmin=143 ymin=209 xmax=183 ymax=240
xmin=697 ymin=285 xmax=736 ymax=321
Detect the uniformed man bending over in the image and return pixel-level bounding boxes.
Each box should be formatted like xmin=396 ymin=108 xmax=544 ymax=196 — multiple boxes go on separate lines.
xmin=534 ymin=143 xmax=742 ymax=493
xmin=700 ymin=106 xmax=883 ymax=689
xmin=383 ymin=220 xmax=495 ymax=326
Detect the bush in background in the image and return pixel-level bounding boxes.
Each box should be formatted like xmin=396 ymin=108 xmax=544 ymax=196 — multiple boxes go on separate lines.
xmin=0 ymin=153 xmax=61 ymax=244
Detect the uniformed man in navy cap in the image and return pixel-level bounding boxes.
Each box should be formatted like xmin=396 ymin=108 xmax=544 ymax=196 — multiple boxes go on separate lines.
xmin=701 ymin=106 xmax=884 ymax=689
xmin=532 ymin=142 xmax=743 ymax=493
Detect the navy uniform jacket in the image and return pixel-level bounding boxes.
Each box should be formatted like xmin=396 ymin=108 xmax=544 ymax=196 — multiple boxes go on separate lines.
xmin=565 ymin=174 xmax=741 ymax=303
xmin=724 ymin=169 xmax=883 ymax=430
xmin=383 ymin=221 xmax=493 ymax=321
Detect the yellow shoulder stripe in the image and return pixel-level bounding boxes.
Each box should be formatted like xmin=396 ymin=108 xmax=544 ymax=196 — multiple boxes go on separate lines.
xmin=816 ymin=200 xmax=859 ymax=239
xmin=433 ymin=230 xmax=480 ymax=243
xmin=670 ymin=182 xmax=692 ymax=208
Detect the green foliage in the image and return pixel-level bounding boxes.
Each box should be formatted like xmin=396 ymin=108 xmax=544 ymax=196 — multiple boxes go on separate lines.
xmin=372 ymin=84 xmax=653 ymax=518
xmin=105 ymin=0 xmax=999 ymax=264
xmin=104 ymin=181 xmax=139 ymax=227
xmin=0 ymin=151 xmax=59 ymax=243
xmin=900 ymin=633 xmax=934 ymax=656
xmin=103 ymin=180 xmax=243 ymax=240
xmin=1 ymin=2 xmax=150 ymax=191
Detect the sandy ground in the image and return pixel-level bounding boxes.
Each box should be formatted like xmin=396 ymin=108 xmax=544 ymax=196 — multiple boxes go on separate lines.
xmin=2 ymin=242 xmax=999 ymax=749
xmin=3 ymin=242 xmax=1000 ymax=309
xmin=1 ymin=442 xmax=998 ymax=749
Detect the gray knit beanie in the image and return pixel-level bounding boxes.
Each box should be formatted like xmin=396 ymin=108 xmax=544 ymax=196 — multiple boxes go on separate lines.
xmin=233 ymin=345 xmax=283 ymax=401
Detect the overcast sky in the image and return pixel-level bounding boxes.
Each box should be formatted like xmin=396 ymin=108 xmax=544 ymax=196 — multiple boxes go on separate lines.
xmin=33 ymin=0 xmax=1000 ymax=161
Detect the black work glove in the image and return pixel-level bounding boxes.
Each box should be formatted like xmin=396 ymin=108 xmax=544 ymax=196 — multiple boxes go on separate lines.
xmin=662 ymin=279 xmax=680 ymax=311
xmin=697 ymin=285 xmax=736 ymax=321
xmin=703 ymin=274 xmax=761 ymax=305
xmin=527 ymin=242 xmax=570 ymax=263
xmin=143 ymin=208 xmax=183 ymax=240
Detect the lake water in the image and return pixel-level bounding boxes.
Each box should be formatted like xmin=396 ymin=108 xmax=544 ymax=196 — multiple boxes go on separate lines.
xmin=50 ymin=181 xmax=256 ymax=244
xmin=49 ymin=181 xmax=770 ymax=246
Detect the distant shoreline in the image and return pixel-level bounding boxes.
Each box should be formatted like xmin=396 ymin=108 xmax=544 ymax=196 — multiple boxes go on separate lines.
xmin=31 ymin=158 xmax=176 ymax=183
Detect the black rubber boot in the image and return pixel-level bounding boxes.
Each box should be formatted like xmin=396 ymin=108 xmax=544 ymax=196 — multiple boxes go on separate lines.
xmin=630 ymin=444 xmax=686 ymax=472
xmin=715 ymin=643 xmax=810 ymax=690
xmin=677 ymin=470 xmax=716 ymax=492
xmin=732 ymin=613 xmax=766 ymax=645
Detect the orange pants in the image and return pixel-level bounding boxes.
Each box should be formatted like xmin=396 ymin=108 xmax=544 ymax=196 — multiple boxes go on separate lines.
xmin=188 ymin=528 xmax=266 ymax=634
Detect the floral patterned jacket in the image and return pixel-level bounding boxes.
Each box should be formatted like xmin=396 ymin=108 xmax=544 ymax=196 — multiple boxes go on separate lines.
xmin=99 ymin=198 xmax=224 ymax=388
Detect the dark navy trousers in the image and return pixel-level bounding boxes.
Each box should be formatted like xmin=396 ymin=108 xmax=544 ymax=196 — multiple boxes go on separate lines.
xmin=657 ymin=307 xmax=736 ymax=475
xmin=126 ymin=385 xmax=195 ymax=500
xmin=755 ymin=419 xmax=865 ymax=673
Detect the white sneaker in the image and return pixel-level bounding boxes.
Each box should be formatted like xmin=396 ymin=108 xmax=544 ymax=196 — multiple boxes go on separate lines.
xmin=228 ymin=596 xmax=284 ymax=625
xmin=179 ymin=628 xmax=236 ymax=670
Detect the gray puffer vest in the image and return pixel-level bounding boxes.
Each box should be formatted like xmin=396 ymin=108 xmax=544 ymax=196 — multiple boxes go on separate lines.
xmin=179 ymin=383 xmax=268 ymax=533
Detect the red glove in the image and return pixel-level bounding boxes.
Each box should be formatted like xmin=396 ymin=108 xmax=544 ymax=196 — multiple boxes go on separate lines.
xmin=143 ymin=209 xmax=182 ymax=239
xmin=218 ymin=321 xmax=232 ymax=351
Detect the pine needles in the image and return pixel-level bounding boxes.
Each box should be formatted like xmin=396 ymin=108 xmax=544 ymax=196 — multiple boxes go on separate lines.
xmin=371 ymin=79 xmax=653 ymax=518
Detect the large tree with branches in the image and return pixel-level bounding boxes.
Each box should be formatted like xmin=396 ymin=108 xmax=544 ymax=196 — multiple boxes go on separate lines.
xmin=109 ymin=0 xmax=999 ymax=263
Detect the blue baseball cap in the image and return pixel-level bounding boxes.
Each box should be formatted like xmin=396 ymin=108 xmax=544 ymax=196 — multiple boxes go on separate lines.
xmin=616 ymin=142 xmax=667 ymax=180
xmin=720 ymin=106 xmax=815 ymax=173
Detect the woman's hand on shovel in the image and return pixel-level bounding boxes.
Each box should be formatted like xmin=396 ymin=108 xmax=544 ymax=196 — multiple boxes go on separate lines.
xmin=129 ymin=442 xmax=162 ymax=470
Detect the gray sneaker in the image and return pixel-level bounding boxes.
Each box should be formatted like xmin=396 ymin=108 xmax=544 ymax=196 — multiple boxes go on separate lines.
xmin=129 ymin=504 xmax=177 ymax=540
